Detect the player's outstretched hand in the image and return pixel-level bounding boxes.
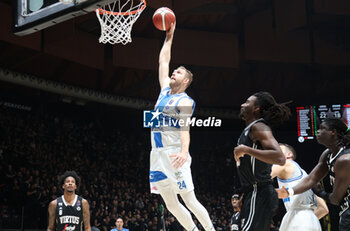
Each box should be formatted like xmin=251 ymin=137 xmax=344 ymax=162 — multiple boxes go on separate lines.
xmin=276 ymin=186 xmax=289 ymax=199
xmin=170 ymin=151 xmax=187 ymax=169
xmin=166 ymin=22 xmax=176 ymax=37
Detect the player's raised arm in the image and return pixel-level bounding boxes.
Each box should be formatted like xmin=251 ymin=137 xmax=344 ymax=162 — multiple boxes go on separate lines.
xmin=47 ymin=200 xmax=57 ymax=231
xmin=158 ymin=22 xmax=175 ymax=90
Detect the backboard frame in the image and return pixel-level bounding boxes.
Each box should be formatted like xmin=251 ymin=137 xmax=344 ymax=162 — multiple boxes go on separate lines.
xmin=13 ymin=0 xmax=116 ymax=36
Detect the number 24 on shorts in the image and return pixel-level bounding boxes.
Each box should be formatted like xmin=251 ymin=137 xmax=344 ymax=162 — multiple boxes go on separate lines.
xmin=177 ymin=180 xmax=187 ymax=190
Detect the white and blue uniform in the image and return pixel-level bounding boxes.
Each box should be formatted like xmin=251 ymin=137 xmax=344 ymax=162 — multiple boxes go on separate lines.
xmin=277 ymin=161 xmax=321 ymax=231
xmin=149 ymin=86 xmax=196 ymax=194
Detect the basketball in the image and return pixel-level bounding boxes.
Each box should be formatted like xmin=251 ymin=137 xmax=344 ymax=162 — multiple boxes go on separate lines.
xmin=152 ymin=7 xmax=176 ymax=31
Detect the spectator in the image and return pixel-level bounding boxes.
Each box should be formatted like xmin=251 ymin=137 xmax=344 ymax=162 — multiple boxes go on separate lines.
xmin=111 ymin=217 xmax=129 ymax=231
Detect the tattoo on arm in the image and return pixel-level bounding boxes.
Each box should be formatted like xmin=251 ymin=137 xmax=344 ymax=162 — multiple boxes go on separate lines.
xmin=47 ymin=200 xmax=57 ymax=231
xmin=82 ymin=199 xmax=91 ymax=231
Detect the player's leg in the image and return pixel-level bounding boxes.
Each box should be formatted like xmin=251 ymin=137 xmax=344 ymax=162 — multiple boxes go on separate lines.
xmin=180 ymin=190 xmax=215 ymax=231
xmin=240 ymin=184 xmax=278 ymax=231
xmin=159 ymin=188 xmax=198 ymax=231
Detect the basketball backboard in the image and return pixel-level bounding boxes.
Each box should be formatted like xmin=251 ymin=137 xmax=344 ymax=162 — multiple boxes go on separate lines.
xmin=13 ymin=0 xmax=115 ymax=36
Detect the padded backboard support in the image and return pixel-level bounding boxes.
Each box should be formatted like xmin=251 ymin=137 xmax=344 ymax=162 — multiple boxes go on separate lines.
xmin=14 ymin=0 xmax=115 ymax=36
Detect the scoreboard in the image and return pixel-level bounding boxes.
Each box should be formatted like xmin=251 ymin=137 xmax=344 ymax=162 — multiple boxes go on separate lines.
xmin=296 ymin=104 xmax=350 ymax=143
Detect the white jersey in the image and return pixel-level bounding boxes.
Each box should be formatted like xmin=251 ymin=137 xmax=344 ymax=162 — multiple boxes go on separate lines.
xmin=277 ymin=161 xmax=317 ymax=211
xmin=151 ymin=86 xmax=195 ymax=149
xmin=277 ymin=161 xmax=321 ymax=231
xmin=149 ymin=86 xmax=195 ymax=194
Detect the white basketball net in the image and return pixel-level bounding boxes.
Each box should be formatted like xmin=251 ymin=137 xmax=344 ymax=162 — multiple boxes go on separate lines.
xmin=96 ymin=0 xmax=146 ymax=45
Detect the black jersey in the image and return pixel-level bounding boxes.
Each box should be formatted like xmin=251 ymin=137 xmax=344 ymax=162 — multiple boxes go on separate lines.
xmin=230 ymin=211 xmax=240 ymax=231
xmin=55 ymin=195 xmax=84 ymax=231
xmin=326 ymin=147 xmax=350 ymax=215
xmin=236 ymin=119 xmax=273 ymax=189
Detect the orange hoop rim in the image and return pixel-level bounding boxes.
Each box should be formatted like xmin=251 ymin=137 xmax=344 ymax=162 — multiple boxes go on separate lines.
xmin=96 ymin=0 xmax=146 ymax=16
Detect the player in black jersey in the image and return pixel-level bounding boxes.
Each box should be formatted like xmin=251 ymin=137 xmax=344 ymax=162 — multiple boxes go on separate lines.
xmin=47 ymin=171 xmax=91 ymax=231
xmin=277 ymin=118 xmax=350 ymax=231
xmin=230 ymin=193 xmax=241 ymax=231
xmin=234 ymin=91 xmax=291 ymax=231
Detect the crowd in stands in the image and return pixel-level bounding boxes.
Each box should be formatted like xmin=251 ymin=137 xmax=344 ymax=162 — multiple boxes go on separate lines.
xmin=0 ymin=102 xmax=240 ymax=231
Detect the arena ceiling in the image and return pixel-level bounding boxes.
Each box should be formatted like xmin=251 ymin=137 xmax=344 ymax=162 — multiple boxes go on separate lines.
xmin=0 ymin=0 xmax=350 ymax=111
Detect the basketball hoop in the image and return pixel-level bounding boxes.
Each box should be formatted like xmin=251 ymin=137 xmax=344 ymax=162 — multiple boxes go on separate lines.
xmin=95 ymin=0 xmax=146 ymax=45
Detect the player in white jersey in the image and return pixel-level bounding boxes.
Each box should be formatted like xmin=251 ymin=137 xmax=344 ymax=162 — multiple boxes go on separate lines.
xmin=271 ymin=144 xmax=328 ymax=231
xmin=149 ymin=22 xmax=215 ymax=231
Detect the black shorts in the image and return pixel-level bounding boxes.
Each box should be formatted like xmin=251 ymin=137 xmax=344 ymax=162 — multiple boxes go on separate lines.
xmin=339 ymin=209 xmax=350 ymax=231
xmin=240 ymin=183 xmax=278 ymax=231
